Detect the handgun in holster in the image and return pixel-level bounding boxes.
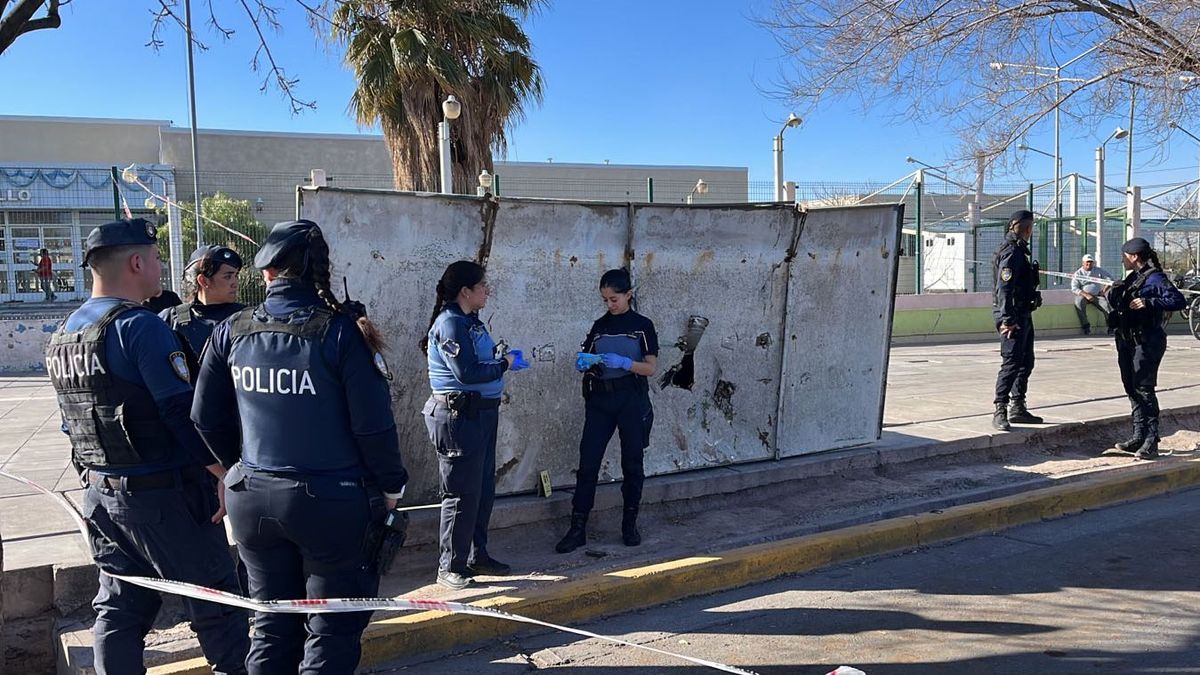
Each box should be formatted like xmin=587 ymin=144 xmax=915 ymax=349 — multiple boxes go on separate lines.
xmin=363 ymin=508 xmax=409 ymax=575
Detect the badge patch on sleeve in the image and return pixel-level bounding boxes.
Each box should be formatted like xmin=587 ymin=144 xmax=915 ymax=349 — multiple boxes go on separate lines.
xmin=373 ymin=352 xmax=393 ymax=380
xmin=168 ymin=351 xmax=189 ymax=382
xmin=440 ymin=339 xmax=460 ymax=357
xmin=1000 ymin=268 xmax=1013 ymax=282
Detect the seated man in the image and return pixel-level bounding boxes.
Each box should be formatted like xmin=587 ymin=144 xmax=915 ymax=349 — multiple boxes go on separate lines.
xmin=1071 ymin=254 xmax=1114 ymax=335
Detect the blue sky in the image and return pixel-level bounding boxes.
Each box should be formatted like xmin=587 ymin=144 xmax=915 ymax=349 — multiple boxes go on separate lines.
xmin=2 ymin=0 xmax=1198 ymax=188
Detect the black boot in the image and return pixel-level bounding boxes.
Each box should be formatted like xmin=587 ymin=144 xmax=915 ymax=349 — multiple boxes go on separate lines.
xmin=621 ymin=507 xmax=641 ymax=547
xmin=1008 ymin=400 xmax=1044 ymax=424
xmin=992 ymin=403 xmax=1011 ymax=431
xmin=1135 ymin=421 xmax=1160 ymax=460
xmin=1115 ymin=426 xmax=1145 ymax=452
xmin=555 ymin=513 xmax=587 ymax=553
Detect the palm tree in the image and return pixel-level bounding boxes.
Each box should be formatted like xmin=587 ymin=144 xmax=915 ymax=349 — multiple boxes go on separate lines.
xmin=331 ymin=0 xmax=544 ymax=192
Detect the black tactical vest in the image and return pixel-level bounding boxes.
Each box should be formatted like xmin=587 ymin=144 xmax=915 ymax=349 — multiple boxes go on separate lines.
xmin=226 ymin=305 xmax=362 ymax=474
xmin=46 ymin=302 xmax=174 ymax=469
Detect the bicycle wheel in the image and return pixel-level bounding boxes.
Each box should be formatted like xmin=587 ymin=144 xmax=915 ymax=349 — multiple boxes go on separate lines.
xmin=1190 ymin=297 xmax=1200 ymax=341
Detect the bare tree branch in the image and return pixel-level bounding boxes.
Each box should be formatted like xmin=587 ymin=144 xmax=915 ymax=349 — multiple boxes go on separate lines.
xmin=0 ymin=0 xmax=62 ymax=55
xmin=764 ymin=0 xmax=1200 ymax=172
xmin=238 ymin=0 xmax=316 ymax=114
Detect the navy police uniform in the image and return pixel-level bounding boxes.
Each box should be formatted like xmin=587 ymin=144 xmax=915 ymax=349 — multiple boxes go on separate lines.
xmin=1107 ymin=238 xmax=1186 ymax=457
xmin=424 ymin=302 xmax=509 ymax=577
xmin=160 ymin=246 xmax=245 ymax=379
xmin=192 ymin=221 xmax=407 ymax=675
xmin=47 ymin=219 xmax=248 ymax=675
xmin=992 ymin=217 xmax=1042 ymax=425
xmin=573 ymin=310 xmax=657 ymax=517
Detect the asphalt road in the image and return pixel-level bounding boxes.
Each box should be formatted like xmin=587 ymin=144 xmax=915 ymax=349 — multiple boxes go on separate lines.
xmin=367 ymin=487 xmax=1200 ymax=674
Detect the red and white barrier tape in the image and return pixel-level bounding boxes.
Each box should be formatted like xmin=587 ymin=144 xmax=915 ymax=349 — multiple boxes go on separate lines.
xmin=0 ymin=469 xmax=758 ymax=675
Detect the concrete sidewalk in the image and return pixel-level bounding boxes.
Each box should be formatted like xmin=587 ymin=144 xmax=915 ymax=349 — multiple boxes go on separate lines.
xmin=13 ymin=333 xmax=1193 ymax=673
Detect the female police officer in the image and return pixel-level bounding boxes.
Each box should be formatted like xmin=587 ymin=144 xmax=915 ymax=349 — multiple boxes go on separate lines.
xmin=422 ymin=260 xmax=529 ymax=590
xmin=1107 ymin=237 xmax=1186 ymax=459
xmin=556 ymin=268 xmax=657 ymax=553
xmin=160 ymin=245 xmax=245 ymax=379
xmin=192 ymin=220 xmax=408 ymax=674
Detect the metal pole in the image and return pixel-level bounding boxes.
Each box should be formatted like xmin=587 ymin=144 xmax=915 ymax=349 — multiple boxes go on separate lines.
xmin=915 ymin=169 xmax=923 ymax=294
xmin=184 ymin=0 xmax=203 ymax=245
xmin=110 ymin=166 xmax=121 ymax=220
xmin=493 ymin=174 xmax=500 ymax=197
xmin=971 ymin=152 xmax=984 ymax=293
xmin=1095 ymin=145 xmax=1105 ymax=267
xmin=646 ymin=177 xmax=654 ymax=203
xmin=1126 ymin=84 xmax=1136 ymax=193
xmin=1054 ymin=75 xmax=1063 ymax=286
xmin=773 ymin=134 xmax=784 ymax=201
xmin=438 ymin=119 xmax=452 ymax=194
xmin=1069 ymin=173 xmax=1080 ymax=260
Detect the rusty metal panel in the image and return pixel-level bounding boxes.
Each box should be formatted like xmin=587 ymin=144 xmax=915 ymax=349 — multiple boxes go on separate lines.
xmin=478 ymin=200 xmax=631 ymax=495
xmin=302 ymin=189 xmax=485 ymax=503
xmin=629 ymin=204 xmax=795 ymax=476
xmin=776 ymin=204 xmax=903 ymax=455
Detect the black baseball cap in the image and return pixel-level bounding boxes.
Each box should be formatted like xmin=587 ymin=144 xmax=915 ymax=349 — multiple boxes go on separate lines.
xmin=82 ymin=218 xmax=158 ymax=267
xmin=186 ymin=245 xmax=244 ymax=273
xmin=1010 ymin=210 xmax=1035 ymax=224
xmin=1121 ymin=237 xmax=1151 ymax=255
xmin=254 ymin=220 xmax=319 ymax=270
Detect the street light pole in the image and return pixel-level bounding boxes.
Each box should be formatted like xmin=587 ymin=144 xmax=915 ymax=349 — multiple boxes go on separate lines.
xmin=183 ymin=0 xmax=203 ymax=244
xmin=1095 ymin=127 xmax=1129 ymax=267
xmin=774 ymin=114 xmax=802 ymax=201
xmin=439 ymin=95 xmax=461 ymax=194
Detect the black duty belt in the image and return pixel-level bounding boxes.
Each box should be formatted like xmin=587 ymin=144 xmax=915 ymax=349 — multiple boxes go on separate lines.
xmin=432 ymin=393 xmax=502 ymax=410
xmin=585 ymin=375 xmax=643 ymax=394
xmin=86 ymin=467 xmax=204 ymax=492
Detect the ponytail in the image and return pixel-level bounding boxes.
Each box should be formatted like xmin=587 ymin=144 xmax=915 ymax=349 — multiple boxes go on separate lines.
xmin=420 ymin=261 xmax=486 ymax=353
xmin=298 ymin=228 xmax=386 ymax=354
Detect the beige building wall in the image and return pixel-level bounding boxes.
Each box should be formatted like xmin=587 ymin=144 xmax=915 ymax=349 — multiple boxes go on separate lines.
xmin=0 ymin=116 xmax=163 ymax=165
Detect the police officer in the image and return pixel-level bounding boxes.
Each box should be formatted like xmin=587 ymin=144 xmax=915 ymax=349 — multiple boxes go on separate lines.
xmin=422 ymin=260 xmax=529 ymax=590
xmin=556 ymin=268 xmax=658 ymax=553
xmin=45 ymin=219 xmax=248 ymax=674
xmin=160 ymin=245 xmax=245 ymax=379
xmin=1107 ymin=237 xmax=1186 ymax=459
xmin=991 ymin=210 xmax=1045 ymax=431
xmin=192 ymin=220 xmax=408 ymax=674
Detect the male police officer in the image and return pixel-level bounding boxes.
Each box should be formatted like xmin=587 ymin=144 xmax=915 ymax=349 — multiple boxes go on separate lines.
xmin=46 ymin=219 xmax=248 ymax=674
xmin=992 ymin=210 xmax=1045 ymax=431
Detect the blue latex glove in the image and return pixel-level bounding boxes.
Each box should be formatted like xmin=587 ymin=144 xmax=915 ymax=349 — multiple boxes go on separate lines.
xmin=509 ymin=349 xmax=530 ymax=371
xmin=575 ymin=352 xmax=603 ymax=372
xmin=601 ymin=353 xmax=634 ymax=371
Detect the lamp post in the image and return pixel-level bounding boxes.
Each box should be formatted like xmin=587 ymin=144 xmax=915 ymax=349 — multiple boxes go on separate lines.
xmin=477 ymin=169 xmax=493 ymax=197
xmin=439 ymin=95 xmax=462 ymax=194
xmin=686 ymin=179 xmax=709 ymax=204
xmin=1094 ymin=127 xmax=1129 ymax=266
xmin=773 ymin=113 xmax=802 ymax=201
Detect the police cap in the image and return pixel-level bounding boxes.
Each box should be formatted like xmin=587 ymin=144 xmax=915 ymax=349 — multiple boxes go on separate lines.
xmin=1121 ymin=237 xmax=1152 ymax=255
xmin=187 ymin=245 xmax=244 ymax=273
xmin=254 ymin=220 xmax=319 ymax=270
xmin=82 ymin=218 xmax=158 ymax=267
xmin=1010 ymin=210 xmax=1035 ymax=225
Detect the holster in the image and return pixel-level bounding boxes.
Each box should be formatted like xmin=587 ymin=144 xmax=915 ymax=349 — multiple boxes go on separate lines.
xmin=362 ymin=508 xmax=409 ymax=576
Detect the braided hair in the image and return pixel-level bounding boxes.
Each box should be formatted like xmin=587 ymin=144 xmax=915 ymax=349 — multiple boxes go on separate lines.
xmin=273 ymin=227 xmax=385 ymax=353
xmin=419 ymin=260 xmax=485 ymax=352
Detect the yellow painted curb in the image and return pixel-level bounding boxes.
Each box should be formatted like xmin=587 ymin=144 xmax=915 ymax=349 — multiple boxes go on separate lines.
xmin=148 ymin=459 xmax=1200 ymax=675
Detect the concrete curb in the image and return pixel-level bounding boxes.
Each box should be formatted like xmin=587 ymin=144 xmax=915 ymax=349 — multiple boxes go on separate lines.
xmin=147 ymin=457 xmax=1200 ymax=675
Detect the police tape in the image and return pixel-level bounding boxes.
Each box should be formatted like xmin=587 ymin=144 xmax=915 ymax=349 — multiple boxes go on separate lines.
xmin=0 ymin=469 xmax=759 ymax=675
xmin=964 ymin=259 xmax=1200 ymax=295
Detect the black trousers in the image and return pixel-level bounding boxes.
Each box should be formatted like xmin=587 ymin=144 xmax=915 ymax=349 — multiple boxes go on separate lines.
xmin=84 ymin=472 xmax=249 ymax=675
xmin=994 ymin=313 xmax=1036 ymax=406
xmin=571 ymin=387 xmax=653 ymax=515
xmin=225 ymin=466 xmax=381 ymax=675
xmin=424 ymin=399 xmax=499 ymax=573
xmin=1117 ymin=332 xmax=1166 ymax=437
